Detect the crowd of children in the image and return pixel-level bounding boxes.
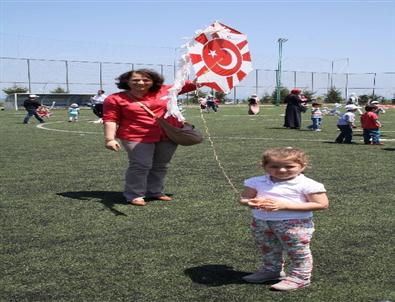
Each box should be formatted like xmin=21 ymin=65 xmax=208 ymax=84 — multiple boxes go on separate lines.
xmin=299 ymin=93 xmax=385 ymax=145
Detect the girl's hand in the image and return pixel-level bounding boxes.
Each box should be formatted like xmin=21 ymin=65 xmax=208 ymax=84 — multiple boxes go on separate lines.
xmin=105 ymin=139 xmax=121 ymax=151
xmin=239 ymin=198 xmax=263 ymax=209
xmin=261 ymin=199 xmax=288 ymax=211
xmin=250 ymin=198 xmax=288 ymax=211
xmin=239 ymin=198 xmax=250 ymax=206
xmin=246 ymin=198 xmax=270 ymax=209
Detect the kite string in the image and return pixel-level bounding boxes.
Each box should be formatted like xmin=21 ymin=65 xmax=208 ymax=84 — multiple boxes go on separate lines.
xmin=198 ymin=106 xmax=240 ymax=196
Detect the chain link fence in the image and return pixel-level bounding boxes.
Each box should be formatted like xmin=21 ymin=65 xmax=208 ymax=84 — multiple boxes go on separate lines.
xmin=1 ymin=56 xmax=394 ymax=101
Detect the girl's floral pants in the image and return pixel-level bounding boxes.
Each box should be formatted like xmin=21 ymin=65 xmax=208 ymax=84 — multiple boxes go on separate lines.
xmin=251 ymin=218 xmax=315 ymax=282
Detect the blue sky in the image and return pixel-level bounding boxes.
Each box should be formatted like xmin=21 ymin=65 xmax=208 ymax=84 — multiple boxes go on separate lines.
xmin=0 ymin=0 xmax=394 ymax=97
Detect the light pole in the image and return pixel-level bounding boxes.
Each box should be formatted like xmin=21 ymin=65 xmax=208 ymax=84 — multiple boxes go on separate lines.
xmin=276 ymin=38 xmax=287 ymax=106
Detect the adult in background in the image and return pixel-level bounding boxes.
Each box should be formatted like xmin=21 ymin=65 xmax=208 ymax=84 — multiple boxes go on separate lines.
xmin=103 ymin=69 xmax=197 ymax=206
xmin=91 ymin=89 xmax=107 ymax=123
xmin=23 ymin=94 xmax=45 ymax=124
xmin=248 ymin=94 xmax=260 ymax=115
xmin=206 ymin=94 xmax=218 ymax=112
xmin=283 ymin=88 xmax=307 ymax=129
xmin=346 ymin=92 xmax=363 ymax=114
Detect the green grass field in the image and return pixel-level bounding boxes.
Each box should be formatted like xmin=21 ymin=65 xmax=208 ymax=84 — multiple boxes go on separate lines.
xmin=1 ymin=105 xmax=394 ymax=302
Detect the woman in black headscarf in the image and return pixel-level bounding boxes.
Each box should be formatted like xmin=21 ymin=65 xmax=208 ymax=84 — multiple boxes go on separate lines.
xmin=283 ymin=88 xmax=307 ymax=129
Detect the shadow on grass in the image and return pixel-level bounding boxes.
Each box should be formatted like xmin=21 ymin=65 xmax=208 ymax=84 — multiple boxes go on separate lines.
xmin=382 ymin=147 xmax=395 ymax=151
xmin=57 ymin=191 xmax=127 ymax=216
xmin=184 ymin=264 xmax=250 ymax=286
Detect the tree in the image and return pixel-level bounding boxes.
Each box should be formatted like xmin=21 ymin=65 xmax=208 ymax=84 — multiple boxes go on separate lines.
xmin=261 ymin=93 xmax=273 ymax=104
xmin=324 ymin=87 xmax=343 ymax=103
xmin=358 ymin=94 xmax=382 ymax=105
xmin=50 ymin=87 xmax=67 ymax=93
xmin=2 ymin=85 xmax=28 ymax=95
xmin=189 ymin=90 xmax=206 ymax=104
xmin=213 ymin=91 xmax=227 ymax=103
xmin=301 ymin=89 xmax=315 ymax=100
xmin=271 ymin=87 xmax=290 ymax=104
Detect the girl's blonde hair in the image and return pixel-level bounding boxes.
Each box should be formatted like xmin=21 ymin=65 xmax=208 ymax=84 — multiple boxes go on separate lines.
xmin=262 ymin=147 xmax=309 ymax=167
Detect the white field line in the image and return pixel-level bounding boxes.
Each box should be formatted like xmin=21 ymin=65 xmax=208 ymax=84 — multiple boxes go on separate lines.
xmin=213 ymin=136 xmax=395 ymax=142
xmin=36 ymin=120 xmax=395 ymax=141
xmin=36 ymin=120 xmax=100 ymax=134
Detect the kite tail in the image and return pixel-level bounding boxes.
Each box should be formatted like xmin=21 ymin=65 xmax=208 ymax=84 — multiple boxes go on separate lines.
xmin=165 ymin=51 xmax=192 ymax=122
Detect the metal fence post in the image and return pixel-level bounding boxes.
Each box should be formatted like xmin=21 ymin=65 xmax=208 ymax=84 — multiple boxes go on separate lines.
xmin=311 ymin=72 xmax=314 ymax=92
xmin=345 ymin=73 xmax=349 ymax=100
xmin=255 ymin=69 xmax=259 ymax=96
xmin=99 ymin=62 xmax=103 ymax=90
xmin=373 ymin=72 xmax=377 ymax=96
xmin=27 ymin=59 xmax=31 ymax=93
xmin=65 ymin=60 xmax=70 ymax=92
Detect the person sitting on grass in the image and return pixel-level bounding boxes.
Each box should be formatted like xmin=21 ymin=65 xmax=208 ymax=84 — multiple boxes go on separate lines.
xmin=360 ymin=104 xmax=383 ymax=145
xmin=239 ymin=147 xmax=329 ymax=291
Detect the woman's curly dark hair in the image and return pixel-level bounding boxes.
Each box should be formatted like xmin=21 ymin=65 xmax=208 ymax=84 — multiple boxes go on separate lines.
xmin=115 ymin=69 xmax=164 ymax=92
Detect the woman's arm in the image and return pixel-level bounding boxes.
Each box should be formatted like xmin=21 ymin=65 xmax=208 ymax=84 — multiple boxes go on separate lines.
xmin=104 ymin=121 xmax=121 ymax=151
xmin=178 ymin=80 xmax=197 ymax=95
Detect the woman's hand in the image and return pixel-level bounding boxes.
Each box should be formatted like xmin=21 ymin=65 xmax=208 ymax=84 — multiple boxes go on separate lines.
xmin=105 ymin=139 xmax=121 ymax=151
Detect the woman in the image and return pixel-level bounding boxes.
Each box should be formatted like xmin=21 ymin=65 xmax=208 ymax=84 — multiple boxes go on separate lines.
xmin=283 ymin=88 xmax=307 ymax=129
xmin=103 ymin=69 xmax=197 ymax=206
xmin=247 ymin=94 xmax=260 ymax=115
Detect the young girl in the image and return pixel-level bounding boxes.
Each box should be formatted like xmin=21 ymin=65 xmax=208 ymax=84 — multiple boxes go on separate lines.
xmin=240 ymin=147 xmax=329 ymax=291
xmin=360 ymin=104 xmax=383 ymax=145
xmin=307 ymin=101 xmax=323 ymax=131
xmin=68 ymin=103 xmax=80 ymax=122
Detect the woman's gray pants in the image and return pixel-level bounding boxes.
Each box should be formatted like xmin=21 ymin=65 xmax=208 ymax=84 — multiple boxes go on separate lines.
xmin=121 ymin=140 xmax=178 ymax=201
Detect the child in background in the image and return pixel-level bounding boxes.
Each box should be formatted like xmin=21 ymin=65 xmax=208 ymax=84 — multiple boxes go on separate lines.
xmin=68 ymin=103 xmax=80 ymax=122
xmin=36 ymin=105 xmax=52 ymax=118
xmin=307 ymin=101 xmax=323 ymax=131
xmin=206 ymin=95 xmax=218 ymax=112
xmin=369 ymin=100 xmax=386 ymax=115
xmin=240 ymin=147 xmax=328 ymax=291
xmin=360 ymin=104 xmax=383 ymax=145
xmin=335 ymin=104 xmax=358 ymax=144
xmin=198 ymin=97 xmax=208 ymax=111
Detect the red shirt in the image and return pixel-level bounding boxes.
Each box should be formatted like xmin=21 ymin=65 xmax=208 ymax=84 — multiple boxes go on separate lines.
xmin=103 ymin=82 xmax=196 ymax=142
xmin=360 ymin=111 xmax=379 ymax=129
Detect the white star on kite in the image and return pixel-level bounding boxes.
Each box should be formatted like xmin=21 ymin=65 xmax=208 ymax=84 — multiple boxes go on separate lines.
xmin=209 ymin=50 xmax=217 ymax=58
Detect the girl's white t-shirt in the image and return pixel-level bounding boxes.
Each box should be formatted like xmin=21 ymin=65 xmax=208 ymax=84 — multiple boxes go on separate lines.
xmin=244 ymin=174 xmax=326 ymax=221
